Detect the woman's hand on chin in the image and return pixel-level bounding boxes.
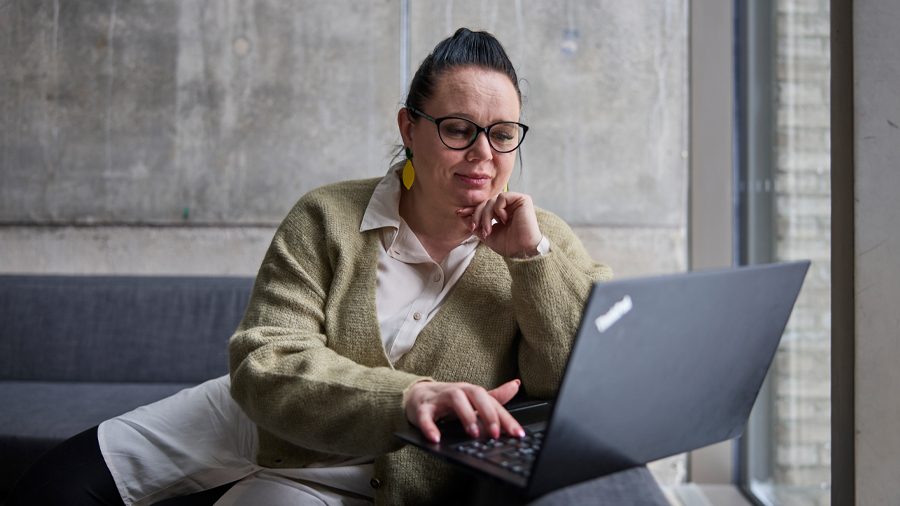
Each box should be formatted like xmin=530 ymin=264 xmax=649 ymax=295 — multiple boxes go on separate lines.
xmin=404 ymin=379 xmax=524 ymax=443
xmin=456 ymin=191 xmax=543 ymax=258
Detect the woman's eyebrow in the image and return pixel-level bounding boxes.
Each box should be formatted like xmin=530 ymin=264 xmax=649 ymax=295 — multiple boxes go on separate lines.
xmin=444 ymin=112 xmax=520 ymax=123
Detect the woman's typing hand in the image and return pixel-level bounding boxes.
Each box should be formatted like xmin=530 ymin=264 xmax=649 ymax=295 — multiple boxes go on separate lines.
xmin=456 ymin=191 xmax=543 ymax=259
xmin=404 ymin=379 xmax=525 ymax=443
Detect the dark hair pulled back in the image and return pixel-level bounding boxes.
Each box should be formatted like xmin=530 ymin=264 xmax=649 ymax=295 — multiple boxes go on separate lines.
xmin=405 ymin=28 xmax=521 ymax=116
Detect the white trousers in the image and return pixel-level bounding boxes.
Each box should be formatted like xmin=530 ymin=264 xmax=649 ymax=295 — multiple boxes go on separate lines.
xmin=98 ymin=376 xmax=374 ymax=506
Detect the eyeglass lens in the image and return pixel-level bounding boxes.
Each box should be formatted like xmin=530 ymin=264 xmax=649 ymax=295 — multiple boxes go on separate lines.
xmin=438 ymin=119 xmax=524 ymax=152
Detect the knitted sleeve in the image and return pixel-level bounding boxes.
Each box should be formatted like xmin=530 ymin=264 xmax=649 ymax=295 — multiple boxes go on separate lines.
xmin=505 ymin=208 xmax=613 ymax=398
xmin=228 ymin=185 xmax=426 ymax=459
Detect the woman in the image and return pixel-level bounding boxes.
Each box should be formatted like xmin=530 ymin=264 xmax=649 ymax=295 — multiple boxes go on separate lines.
xmin=8 ymin=28 xmax=610 ymax=506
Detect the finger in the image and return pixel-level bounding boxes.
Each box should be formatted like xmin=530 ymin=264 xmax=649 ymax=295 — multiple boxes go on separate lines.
xmin=498 ymin=404 xmax=526 ymax=438
xmin=468 ymin=387 xmax=502 ymax=439
xmin=448 ymin=388 xmax=481 ymax=438
xmin=487 ymin=379 xmax=521 ymax=405
xmin=479 ymin=198 xmax=498 ymax=237
xmin=471 ymin=199 xmax=491 ymax=234
xmin=415 ymin=404 xmax=442 ymax=443
xmin=455 ymin=208 xmax=476 ymax=235
xmin=487 ymin=380 xmax=525 ymax=437
xmin=492 ymin=194 xmax=510 ymax=226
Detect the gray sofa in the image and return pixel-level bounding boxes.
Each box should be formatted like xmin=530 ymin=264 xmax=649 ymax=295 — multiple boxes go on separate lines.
xmin=0 ymin=274 xmax=255 ymax=497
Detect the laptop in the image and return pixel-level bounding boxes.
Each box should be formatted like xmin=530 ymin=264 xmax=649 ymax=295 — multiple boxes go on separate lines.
xmin=395 ymin=261 xmax=810 ymax=498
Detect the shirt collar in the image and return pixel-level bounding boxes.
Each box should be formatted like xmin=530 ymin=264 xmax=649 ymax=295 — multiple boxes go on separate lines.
xmin=360 ymin=162 xmax=480 ymax=261
xmin=360 ymin=162 xmax=404 ymax=234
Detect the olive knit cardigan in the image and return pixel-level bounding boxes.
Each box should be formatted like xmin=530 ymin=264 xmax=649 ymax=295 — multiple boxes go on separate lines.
xmin=228 ymin=177 xmax=612 ymax=505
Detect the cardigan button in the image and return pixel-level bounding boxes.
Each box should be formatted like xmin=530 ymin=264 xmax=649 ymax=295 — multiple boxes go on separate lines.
xmin=370 ymin=478 xmax=381 ymax=489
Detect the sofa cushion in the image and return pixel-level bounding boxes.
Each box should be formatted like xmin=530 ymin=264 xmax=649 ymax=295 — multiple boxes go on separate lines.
xmin=0 ymin=381 xmax=194 ymax=492
xmin=0 ymin=275 xmax=253 ymax=383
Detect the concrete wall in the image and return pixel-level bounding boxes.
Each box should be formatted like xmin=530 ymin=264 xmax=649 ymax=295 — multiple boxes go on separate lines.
xmin=831 ymin=0 xmax=900 ymax=502
xmin=2 ymin=0 xmax=406 ymax=276
xmin=850 ymin=0 xmax=900 ymax=502
xmin=1 ymin=1 xmax=688 ymax=281
xmin=1 ymin=0 xmax=402 ymax=224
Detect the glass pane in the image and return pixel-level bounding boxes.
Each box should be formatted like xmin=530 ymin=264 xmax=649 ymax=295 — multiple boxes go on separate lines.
xmin=746 ymin=0 xmax=831 ymax=504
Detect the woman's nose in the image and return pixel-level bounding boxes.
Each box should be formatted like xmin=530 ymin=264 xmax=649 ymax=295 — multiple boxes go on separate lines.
xmin=467 ymin=130 xmax=494 ymax=161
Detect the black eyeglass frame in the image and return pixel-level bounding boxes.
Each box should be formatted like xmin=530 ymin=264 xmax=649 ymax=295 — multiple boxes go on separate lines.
xmin=407 ymin=106 xmax=529 ymax=154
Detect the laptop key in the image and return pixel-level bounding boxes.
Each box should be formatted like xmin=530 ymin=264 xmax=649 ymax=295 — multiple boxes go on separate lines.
xmin=454 ymin=429 xmax=545 ymax=476
xmin=486 ymin=454 xmax=512 ymax=466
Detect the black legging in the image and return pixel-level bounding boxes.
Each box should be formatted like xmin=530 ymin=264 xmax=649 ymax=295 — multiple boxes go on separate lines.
xmin=6 ymin=426 xmax=234 ymax=506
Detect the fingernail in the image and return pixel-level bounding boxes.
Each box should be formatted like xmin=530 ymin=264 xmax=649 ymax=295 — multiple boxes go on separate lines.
xmin=517 ymin=429 xmax=526 ymax=438
xmin=433 ymin=432 xmax=441 ymax=443
xmin=455 ymin=209 xmax=461 ymax=214
xmin=471 ymin=223 xmax=476 ymax=232
xmin=490 ymin=423 xmax=500 ymax=438
xmin=470 ymin=424 xmax=480 ymax=438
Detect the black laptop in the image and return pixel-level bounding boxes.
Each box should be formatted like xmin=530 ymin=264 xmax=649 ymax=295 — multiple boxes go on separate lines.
xmin=395 ymin=261 xmax=809 ymax=498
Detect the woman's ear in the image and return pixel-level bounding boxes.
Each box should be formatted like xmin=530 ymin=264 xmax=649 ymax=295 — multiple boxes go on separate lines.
xmin=398 ymin=108 xmax=413 ymax=147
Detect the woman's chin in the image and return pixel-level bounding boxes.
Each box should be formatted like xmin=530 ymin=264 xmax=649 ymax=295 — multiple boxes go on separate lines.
xmin=452 ymin=188 xmax=499 ymax=208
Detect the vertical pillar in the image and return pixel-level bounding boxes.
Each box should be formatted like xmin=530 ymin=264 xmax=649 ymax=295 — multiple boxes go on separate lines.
xmin=688 ymin=0 xmax=735 ymax=484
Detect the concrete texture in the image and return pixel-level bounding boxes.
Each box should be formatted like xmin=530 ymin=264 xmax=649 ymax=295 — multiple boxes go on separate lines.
xmin=410 ymin=1 xmax=689 ymax=228
xmin=0 ymin=226 xmax=275 ymax=275
xmin=573 ymin=226 xmax=686 ymax=280
xmin=1 ymin=0 xmax=689 ymax=280
xmin=1 ymin=0 xmax=402 ymax=224
xmin=853 ymin=0 xmax=900 ymax=502
xmin=0 ymin=225 xmax=685 ymax=279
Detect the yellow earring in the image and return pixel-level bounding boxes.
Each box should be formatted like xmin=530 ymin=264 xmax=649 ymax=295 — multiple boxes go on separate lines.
xmin=504 ymin=184 xmax=508 ymax=192
xmin=402 ymin=147 xmax=415 ymax=190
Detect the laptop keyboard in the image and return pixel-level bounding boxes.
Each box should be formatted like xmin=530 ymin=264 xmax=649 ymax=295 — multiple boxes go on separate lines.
xmin=453 ymin=429 xmax=545 ymax=476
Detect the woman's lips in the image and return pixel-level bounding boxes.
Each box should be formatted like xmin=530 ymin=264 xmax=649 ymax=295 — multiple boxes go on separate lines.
xmin=456 ymin=173 xmax=491 ymax=185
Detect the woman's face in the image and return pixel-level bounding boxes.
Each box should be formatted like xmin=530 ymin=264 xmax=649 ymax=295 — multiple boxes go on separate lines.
xmin=400 ymin=66 xmax=521 ymax=211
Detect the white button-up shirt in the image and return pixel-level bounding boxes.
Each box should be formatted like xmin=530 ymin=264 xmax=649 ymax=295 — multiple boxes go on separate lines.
xmin=360 ymin=166 xmax=481 ymax=364
xmin=361 ymin=164 xmax=549 ymax=364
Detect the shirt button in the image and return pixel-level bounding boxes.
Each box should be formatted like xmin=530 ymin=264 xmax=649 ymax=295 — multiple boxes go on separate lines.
xmin=433 ymin=275 xmax=441 ymax=282
xmin=370 ymin=478 xmax=381 ymax=489
xmin=413 ymin=312 xmax=422 ymax=321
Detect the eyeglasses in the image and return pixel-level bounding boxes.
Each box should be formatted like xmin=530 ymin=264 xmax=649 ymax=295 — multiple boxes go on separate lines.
xmin=408 ymin=107 xmax=529 ymax=153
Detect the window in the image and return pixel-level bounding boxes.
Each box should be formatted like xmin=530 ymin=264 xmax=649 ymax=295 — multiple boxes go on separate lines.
xmin=738 ymin=1 xmax=831 ymax=505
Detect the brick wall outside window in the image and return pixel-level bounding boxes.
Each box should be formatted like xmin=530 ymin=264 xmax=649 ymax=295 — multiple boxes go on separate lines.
xmin=771 ymin=0 xmax=831 ymax=504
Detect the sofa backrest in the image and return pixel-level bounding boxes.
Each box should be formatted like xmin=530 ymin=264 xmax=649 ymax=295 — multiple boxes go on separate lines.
xmin=0 ymin=275 xmax=255 ymax=383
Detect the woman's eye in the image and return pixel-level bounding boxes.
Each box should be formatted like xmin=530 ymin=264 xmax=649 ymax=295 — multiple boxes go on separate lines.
xmin=491 ymin=130 xmax=515 ymax=142
xmin=442 ymin=124 xmax=473 ymax=138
